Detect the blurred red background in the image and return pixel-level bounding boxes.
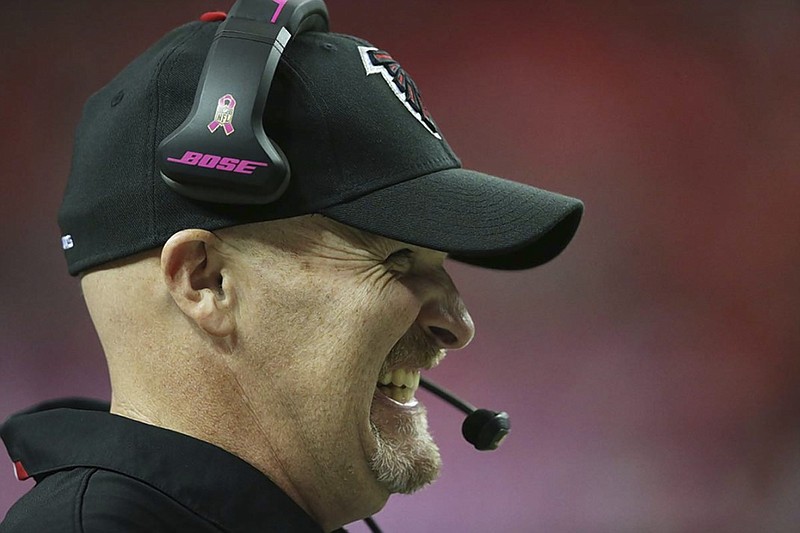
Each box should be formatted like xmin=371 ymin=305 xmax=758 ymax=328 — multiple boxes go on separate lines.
xmin=2 ymin=1 xmax=799 ymax=531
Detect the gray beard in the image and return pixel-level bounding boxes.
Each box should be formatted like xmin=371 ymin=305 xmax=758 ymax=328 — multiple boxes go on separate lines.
xmin=368 ymin=405 xmax=442 ymax=494
xmin=368 ymin=327 xmax=445 ymax=493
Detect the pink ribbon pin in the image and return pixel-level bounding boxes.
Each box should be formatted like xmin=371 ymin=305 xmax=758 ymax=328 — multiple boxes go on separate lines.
xmin=208 ymin=94 xmax=237 ymax=135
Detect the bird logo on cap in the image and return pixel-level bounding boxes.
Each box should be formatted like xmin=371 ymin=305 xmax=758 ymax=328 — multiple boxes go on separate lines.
xmin=358 ymin=46 xmax=441 ymax=140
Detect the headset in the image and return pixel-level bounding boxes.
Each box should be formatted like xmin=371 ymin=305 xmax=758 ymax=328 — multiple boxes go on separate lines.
xmin=157 ymin=1 xmax=510 ymax=530
xmin=157 ymin=0 xmax=328 ymax=204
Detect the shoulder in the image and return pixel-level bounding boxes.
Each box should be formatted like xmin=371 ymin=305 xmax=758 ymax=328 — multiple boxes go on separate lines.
xmin=1 ymin=468 xmax=220 ymax=533
xmin=1 ymin=468 xmax=94 ymax=533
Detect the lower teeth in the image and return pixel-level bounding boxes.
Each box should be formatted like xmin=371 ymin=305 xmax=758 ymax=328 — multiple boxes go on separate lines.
xmin=378 ymin=385 xmax=415 ymax=404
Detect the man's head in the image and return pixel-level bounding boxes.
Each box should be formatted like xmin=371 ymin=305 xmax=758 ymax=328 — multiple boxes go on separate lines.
xmin=61 ymin=3 xmax=582 ymax=531
xmin=80 ymin=215 xmax=472 ymax=528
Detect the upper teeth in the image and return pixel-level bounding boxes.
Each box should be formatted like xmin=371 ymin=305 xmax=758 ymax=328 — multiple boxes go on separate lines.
xmin=379 ymin=368 xmax=421 ymax=390
xmin=377 ymin=368 xmax=421 ymax=405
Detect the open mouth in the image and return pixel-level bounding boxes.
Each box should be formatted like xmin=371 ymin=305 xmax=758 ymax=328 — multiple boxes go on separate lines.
xmin=376 ymin=368 xmax=421 ymax=406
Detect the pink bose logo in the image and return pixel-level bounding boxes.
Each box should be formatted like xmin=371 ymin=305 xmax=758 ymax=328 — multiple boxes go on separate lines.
xmin=166 ymin=151 xmax=269 ymax=175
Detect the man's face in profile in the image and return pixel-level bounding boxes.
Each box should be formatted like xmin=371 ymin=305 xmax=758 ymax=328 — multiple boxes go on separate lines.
xmin=225 ymin=215 xmax=474 ymax=498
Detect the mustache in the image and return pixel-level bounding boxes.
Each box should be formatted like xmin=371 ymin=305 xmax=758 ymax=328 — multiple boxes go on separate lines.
xmin=381 ymin=327 xmax=446 ymax=374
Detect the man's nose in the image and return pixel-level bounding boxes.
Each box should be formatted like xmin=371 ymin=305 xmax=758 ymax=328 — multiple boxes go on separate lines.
xmin=416 ymin=275 xmax=475 ymax=350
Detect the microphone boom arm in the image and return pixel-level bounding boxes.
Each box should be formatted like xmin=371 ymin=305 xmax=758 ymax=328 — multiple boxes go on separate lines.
xmin=419 ymin=376 xmax=476 ymax=415
xmin=419 ymin=376 xmax=511 ymax=451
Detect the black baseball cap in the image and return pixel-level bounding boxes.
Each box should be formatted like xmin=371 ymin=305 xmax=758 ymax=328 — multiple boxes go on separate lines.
xmin=58 ymin=12 xmax=583 ymax=276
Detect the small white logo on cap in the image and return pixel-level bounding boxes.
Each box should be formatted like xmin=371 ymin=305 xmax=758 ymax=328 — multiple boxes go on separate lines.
xmin=61 ymin=235 xmax=74 ymax=250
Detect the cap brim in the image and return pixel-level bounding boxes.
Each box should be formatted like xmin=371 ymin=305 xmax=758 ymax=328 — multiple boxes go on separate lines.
xmin=321 ymin=168 xmax=584 ymax=270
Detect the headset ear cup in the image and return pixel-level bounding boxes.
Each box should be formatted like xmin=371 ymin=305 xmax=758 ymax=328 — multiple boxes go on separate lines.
xmin=158 ymin=0 xmax=328 ymax=205
xmin=461 ymin=409 xmax=510 ymax=451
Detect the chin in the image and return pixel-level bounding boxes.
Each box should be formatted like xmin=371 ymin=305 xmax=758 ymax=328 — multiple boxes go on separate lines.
xmin=368 ymin=398 xmax=442 ymax=494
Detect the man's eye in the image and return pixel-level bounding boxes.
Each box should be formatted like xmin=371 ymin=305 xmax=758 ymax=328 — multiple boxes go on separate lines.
xmin=385 ymin=248 xmax=414 ymax=272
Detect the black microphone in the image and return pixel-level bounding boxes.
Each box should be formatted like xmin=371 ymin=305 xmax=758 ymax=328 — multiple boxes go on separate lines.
xmin=419 ymin=376 xmax=510 ymax=451
xmin=362 ymin=377 xmax=511 ymax=532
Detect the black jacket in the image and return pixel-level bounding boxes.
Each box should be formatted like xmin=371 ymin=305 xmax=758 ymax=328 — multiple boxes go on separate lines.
xmin=0 ymin=398 xmax=330 ymax=532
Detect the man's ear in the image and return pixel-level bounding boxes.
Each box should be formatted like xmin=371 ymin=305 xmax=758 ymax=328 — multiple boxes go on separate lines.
xmin=161 ymin=229 xmax=236 ymax=338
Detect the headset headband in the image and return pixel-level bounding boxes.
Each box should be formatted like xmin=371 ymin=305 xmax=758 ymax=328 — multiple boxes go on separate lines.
xmin=157 ymin=0 xmax=330 ymax=204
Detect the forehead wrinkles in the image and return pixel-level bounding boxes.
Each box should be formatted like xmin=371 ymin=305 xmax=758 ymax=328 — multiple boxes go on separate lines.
xmin=218 ymin=217 xmax=379 ymax=256
xmin=218 ymin=216 xmax=449 ymax=267
xmin=214 ymin=217 xmax=332 ymax=264
xmin=312 ymin=217 xmax=400 ymax=258
xmin=291 ymin=215 xmax=444 ymax=263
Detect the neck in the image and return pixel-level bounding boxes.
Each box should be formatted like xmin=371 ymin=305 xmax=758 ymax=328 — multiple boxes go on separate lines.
xmin=107 ymin=349 xmax=371 ymax=532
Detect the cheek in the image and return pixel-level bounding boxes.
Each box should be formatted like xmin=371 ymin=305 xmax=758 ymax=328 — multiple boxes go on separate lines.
xmin=341 ymin=279 xmax=421 ymax=353
xmin=383 ymin=285 xmax=421 ymax=332
xmin=238 ymin=261 xmax=423 ymax=366
xmin=367 ymin=273 xmax=421 ymax=321
xmin=310 ymin=277 xmax=423 ymax=384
